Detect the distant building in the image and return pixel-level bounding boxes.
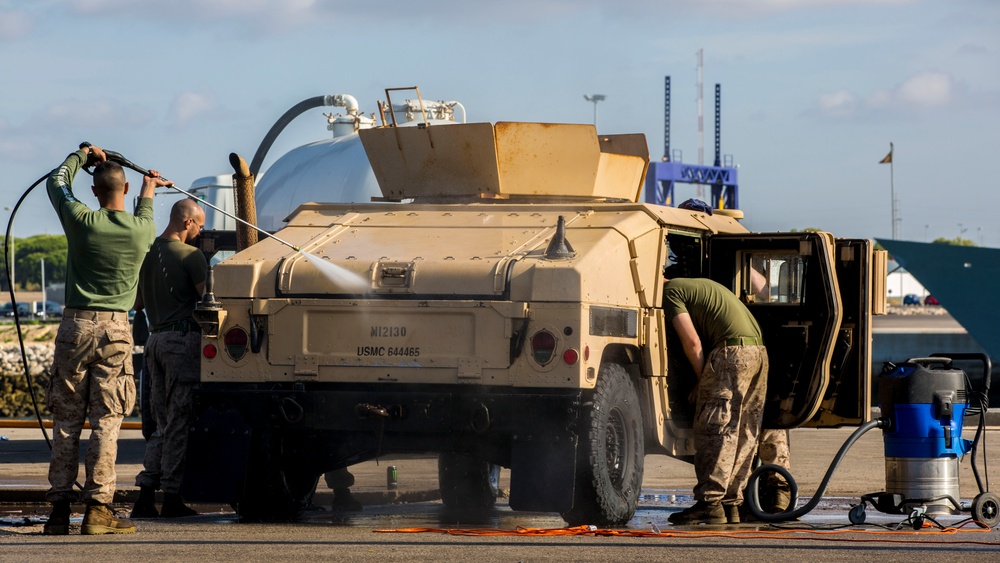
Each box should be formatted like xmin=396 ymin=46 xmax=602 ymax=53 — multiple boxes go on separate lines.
xmin=886 ymin=260 xmax=928 ymax=304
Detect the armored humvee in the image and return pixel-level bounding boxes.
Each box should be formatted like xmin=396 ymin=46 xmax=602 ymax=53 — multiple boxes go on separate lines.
xmin=185 ymin=121 xmax=887 ymax=525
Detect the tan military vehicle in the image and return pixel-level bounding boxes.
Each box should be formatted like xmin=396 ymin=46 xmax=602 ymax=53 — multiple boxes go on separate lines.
xmin=186 ymin=120 xmax=886 ymax=525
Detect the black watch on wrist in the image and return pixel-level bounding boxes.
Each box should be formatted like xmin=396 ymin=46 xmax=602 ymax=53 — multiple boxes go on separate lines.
xmin=79 ymin=141 xmax=92 ymax=151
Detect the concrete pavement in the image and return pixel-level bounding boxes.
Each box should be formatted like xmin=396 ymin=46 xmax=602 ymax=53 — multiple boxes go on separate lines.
xmin=3 ymin=419 xmax=1000 ymax=513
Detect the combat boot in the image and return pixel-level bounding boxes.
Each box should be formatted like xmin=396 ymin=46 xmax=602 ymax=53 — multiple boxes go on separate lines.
xmin=81 ymin=503 xmax=136 ymax=535
xmin=43 ymin=500 xmax=71 ymax=535
xmin=773 ymin=485 xmax=792 ymax=512
xmin=725 ymin=504 xmax=740 ymax=524
xmin=130 ymin=486 xmax=159 ymax=518
xmin=667 ymin=501 xmax=726 ymax=525
xmin=331 ymin=488 xmax=363 ymax=512
xmin=160 ymin=493 xmax=198 ymax=518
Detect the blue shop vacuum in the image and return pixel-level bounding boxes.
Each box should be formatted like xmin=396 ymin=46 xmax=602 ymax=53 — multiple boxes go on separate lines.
xmin=747 ymin=352 xmax=998 ymax=529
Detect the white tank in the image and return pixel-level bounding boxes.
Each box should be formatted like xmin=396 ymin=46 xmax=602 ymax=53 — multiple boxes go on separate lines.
xmin=188 ymin=174 xmax=235 ymax=231
xmin=253 ymin=98 xmax=465 ymax=231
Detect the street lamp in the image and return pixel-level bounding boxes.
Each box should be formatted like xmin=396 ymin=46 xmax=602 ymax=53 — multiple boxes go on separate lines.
xmin=583 ymin=94 xmax=606 ymax=129
xmin=3 ymin=206 xmax=12 ymax=290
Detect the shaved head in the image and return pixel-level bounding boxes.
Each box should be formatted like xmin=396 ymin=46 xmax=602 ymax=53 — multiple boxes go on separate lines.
xmin=92 ymin=161 xmax=126 ymax=196
xmin=170 ymin=198 xmax=204 ymax=224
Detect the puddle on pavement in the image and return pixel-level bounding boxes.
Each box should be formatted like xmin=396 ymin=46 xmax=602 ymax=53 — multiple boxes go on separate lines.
xmin=2 ymin=489 xmax=983 ymax=532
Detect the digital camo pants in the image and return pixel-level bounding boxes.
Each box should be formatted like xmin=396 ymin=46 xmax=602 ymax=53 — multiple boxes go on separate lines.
xmin=135 ymin=331 xmax=200 ymax=494
xmin=47 ymin=314 xmax=135 ymax=505
xmin=693 ymin=344 xmax=768 ymax=506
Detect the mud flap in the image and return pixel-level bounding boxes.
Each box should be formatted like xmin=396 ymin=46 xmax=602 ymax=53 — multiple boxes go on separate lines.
xmin=181 ymin=407 xmax=252 ymax=504
xmin=508 ymin=434 xmax=577 ymax=513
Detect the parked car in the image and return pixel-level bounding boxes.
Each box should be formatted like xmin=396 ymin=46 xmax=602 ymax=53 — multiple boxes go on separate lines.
xmin=903 ymin=294 xmax=921 ymax=305
xmin=35 ymin=301 xmax=64 ymax=318
xmin=924 ymin=295 xmax=940 ymax=306
xmin=1 ymin=301 xmax=31 ymax=317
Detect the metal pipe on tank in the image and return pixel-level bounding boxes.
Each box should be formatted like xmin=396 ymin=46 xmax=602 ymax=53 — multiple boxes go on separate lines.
xmin=229 ymin=153 xmax=259 ymax=250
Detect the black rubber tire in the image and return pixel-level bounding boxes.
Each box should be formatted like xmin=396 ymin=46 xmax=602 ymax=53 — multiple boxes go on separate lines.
xmin=971 ymin=492 xmax=1000 ymax=529
xmin=237 ymin=431 xmax=319 ymax=521
xmin=848 ymin=504 xmax=866 ymax=525
xmin=561 ymin=363 xmax=644 ymax=526
xmin=438 ymin=452 xmax=500 ymax=510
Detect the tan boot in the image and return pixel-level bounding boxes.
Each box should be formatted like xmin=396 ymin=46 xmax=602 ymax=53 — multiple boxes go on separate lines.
xmin=81 ymin=504 xmax=136 ymax=535
xmin=668 ymin=501 xmax=726 ymax=525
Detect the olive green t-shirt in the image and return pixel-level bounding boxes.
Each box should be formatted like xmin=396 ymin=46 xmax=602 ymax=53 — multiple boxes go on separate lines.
xmin=662 ymin=277 xmax=762 ymax=351
xmin=139 ymin=238 xmax=208 ymax=330
xmin=46 ymin=150 xmax=155 ymax=312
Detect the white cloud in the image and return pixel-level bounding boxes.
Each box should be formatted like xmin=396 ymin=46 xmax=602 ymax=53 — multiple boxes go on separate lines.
xmin=817 ymin=70 xmax=958 ymax=118
xmin=896 ymin=71 xmax=953 ymax=108
xmin=39 ymin=99 xmax=152 ymax=129
xmin=0 ymin=9 xmax=33 ymax=41
xmin=170 ymin=92 xmax=218 ymax=125
xmin=818 ymin=90 xmax=857 ymax=117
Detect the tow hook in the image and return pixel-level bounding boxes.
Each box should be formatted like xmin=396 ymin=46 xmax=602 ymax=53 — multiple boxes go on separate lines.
xmin=279 ymin=397 xmax=305 ymax=424
xmin=355 ymin=403 xmax=389 ymax=419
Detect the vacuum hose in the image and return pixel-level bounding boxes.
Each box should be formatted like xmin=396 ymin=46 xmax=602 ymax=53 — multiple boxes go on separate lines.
xmin=745 ymin=417 xmax=889 ymax=522
xmin=248 ymin=94 xmax=357 ymax=177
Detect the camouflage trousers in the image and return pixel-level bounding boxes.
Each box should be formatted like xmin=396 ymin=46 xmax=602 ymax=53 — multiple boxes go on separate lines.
xmin=136 ymin=331 xmax=200 ymax=494
xmin=759 ymin=429 xmax=791 ymax=470
xmin=47 ymin=311 xmax=135 ymax=505
xmin=693 ymin=344 xmax=768 ymax=506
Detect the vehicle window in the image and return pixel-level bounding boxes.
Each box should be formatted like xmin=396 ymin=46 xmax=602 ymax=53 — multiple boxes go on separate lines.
xmin=745 ymin=253 xmax=806 ymax=304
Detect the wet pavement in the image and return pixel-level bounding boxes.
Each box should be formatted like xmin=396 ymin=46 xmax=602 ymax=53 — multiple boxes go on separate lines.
xmin=3 ymin=423 xmax=1000 ymax=559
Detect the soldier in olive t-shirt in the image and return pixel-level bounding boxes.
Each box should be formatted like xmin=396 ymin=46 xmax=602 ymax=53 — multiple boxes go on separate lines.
xmin=132 ymin=198 xmax=207 ymax=519
xmin=662 ymin=276 xmax=769 ymax=525
xmin=44 ymin=144 xmax=168 ymax=536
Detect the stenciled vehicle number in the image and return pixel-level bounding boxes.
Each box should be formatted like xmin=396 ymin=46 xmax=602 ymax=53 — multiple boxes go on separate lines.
xmin=358 ymin=325 xmax=419 ymax=357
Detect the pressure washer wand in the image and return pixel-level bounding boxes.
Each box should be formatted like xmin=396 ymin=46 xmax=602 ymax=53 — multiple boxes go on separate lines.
xmin=100 ymin=148 xmax=302 ymax=253
xmin=163 ymin=182 xmax=300 ymax=252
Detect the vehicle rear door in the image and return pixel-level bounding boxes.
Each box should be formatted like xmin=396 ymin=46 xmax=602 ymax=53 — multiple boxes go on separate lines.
xmin=802 ymin=239 xmax=886 ymax=427
xmin=708 ymin=232 xmax=842 ymax=428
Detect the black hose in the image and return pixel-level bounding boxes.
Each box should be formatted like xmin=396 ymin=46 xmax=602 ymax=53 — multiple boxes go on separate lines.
xmin=5 ymin=172 xmax=54 ymax=449
xmin=745 ymin=418 xmax=888 ymax=522
xmin=248 ymin=96 xmax=330 ymax=178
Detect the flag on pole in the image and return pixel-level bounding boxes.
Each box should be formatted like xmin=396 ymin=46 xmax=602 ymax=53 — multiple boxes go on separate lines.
xmin=879 ymin=145 xmax=893 ymax=164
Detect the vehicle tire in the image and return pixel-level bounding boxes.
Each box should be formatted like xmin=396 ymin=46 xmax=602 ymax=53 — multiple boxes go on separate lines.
xmin=561 ymin=363 xmax=644 ymax=526
xmin=971 ymin=492 xmax=1000 ymax=529
xmin=237 ymin=430 xmax=319 ymax=521
xmin=438 ymin=452 xmax=501 ymax=510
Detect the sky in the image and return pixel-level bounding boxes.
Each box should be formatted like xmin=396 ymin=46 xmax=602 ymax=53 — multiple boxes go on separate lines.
xmin=2 ymin=0 xmax=998 ymax=246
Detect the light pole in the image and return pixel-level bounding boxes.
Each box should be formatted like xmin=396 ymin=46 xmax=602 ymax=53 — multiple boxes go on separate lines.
xmin=583 ymin=94 xmax=606 ymax=129
xmin=40 ymin=257 xmax=46 ymax=320
xmin=4 ymin=206 xmax=12 ymax=290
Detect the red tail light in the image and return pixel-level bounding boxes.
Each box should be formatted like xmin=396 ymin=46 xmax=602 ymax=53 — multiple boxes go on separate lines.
xmin=203 ymin=343 xmax=218 ymax=359
xmin=530 ymin=330 xmax=557 ymax=365
xmin=224 ymin=327 xmax=249 ymax=361
xmin=563 ymin=348 xmax=579 ymax=365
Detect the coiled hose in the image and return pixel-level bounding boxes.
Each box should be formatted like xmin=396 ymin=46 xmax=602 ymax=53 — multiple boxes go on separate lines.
xmin=745 ymin=418 xmax=889 ymax=522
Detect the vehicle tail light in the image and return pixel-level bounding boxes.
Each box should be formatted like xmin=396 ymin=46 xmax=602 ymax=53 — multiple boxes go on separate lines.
xmin=530 ymin=330 xmax=557 ymax=365
xmin=224 ymin=327 xmax=249 ymax=361
xmin=203 ymin=343 xmax=218 ymax=359
xmin=563 ymin=348 xmax=579 ymax=365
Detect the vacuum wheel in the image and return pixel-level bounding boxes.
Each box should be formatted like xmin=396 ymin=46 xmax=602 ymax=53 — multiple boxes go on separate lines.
xmin=971 ymin=492 xmax=1000 ymax=528
xmin=848 ymin=504 xmax=866 ymax=525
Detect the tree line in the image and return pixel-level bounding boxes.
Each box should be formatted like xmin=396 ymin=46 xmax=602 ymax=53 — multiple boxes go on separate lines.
xmin=2 ymin=235 xmax=67 ymax=292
